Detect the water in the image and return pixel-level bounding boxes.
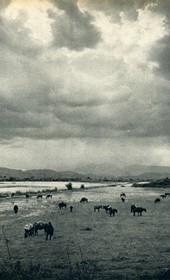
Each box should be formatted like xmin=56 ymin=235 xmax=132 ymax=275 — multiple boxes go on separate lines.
xmin=0 ymin=181 xmax=111 ymax=194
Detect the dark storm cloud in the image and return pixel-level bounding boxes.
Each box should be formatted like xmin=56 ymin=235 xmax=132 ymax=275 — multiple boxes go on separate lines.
xmin=47 ymin=0 xmax=101 ymax=50
xmin=80 ymin=0 xmax=151 ymax=21
xmin=147 ymin=1 xmax=170 ymax=79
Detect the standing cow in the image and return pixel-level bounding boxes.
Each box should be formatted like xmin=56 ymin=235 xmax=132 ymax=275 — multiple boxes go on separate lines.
xmin=14 ymin=205 xmax=19 ymax=213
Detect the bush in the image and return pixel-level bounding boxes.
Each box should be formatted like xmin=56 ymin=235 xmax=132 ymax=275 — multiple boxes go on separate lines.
xmin=65 ymin=182 xmax=73 ymax=190
xmin=80 ymin=184 xmax=85 ymax=189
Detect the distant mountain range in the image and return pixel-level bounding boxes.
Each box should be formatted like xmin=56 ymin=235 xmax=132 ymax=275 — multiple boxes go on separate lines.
xmin=0 ymin=164 xmax=170 ymax=182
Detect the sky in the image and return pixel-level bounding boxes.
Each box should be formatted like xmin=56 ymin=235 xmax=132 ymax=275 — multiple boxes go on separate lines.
xmin=0 ymin=0 xmax=170 ymax=171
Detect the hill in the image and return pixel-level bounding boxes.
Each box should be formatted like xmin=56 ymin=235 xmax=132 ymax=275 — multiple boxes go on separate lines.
xmin=132 ymin=177 xmax=170 ymax=188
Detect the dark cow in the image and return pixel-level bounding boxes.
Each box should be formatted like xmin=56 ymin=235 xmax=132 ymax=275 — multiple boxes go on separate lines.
xmin=121 ymin=197 xmax=125 ymax=203
xmin=165 ymin=192 xmax=170 ymax=196
xmin=120 ymin=193 xmax=126 ymax=197
xmin=24 ymin=224 xmax=34 ymax=238
xmin=154 ymin=198 xmax=161 ymax=203
xmin=109 ymin=208 xmax=118 ymax=217
xmin=33 ymin=222 xmax=48 ymax=236
xmin=14 ymin=205 xmax=18 ymax=213
xmin=103 ymin=205 xmax=112 ymax=213
xmin=94 ymin=205 xmax=102 ymax=212
xmin=46 ymin=222 xmax=54 ymax=240
xmin=59 ymin=202 xmax=67 ymax=209
xmin=133 ymin=207 xmax=147 ymax=216
xmin=160 ymin=194 xmax=166 ymax=198
xmin=37 ymin=194 xmax=43 ymax=199
xmin=46 ymin=194 xmax=52 ymax=199
xmin=80 ymin=197 xmax=88 ymax=203
xmin=131 ymin=205 xmax=137 ymax=213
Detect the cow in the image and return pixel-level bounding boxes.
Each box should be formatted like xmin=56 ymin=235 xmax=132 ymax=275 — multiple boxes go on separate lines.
xmin=80 ymin=197 xmax=88 ymax=203
xmin=133 ymin=207 xmax=147 ymax=216
xmin=109 ymin=208 xmax=118 ymax=217
xmin=46 ymin=194 xmax=52 ymax=199
xmin=59 ymin=202 xmax=67 ymax=209
xmin=131 ymin=205 xmax=137 ymax=213
xmin=24 ymin=224 xmax=34 ymax=238
xmin=103 ymin=205 xmax=112 ymax=213
xmin=14 ymin=205 xmax=18 ymax=213
xmin=94 ymin=205 xmax=102 ymax=212
xmin=154 ymin=198 xmax=161 ymax=203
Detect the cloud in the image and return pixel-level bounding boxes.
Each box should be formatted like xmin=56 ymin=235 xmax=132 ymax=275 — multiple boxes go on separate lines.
xmin=47 ymin=0 xmax=101 ymax=50
xmin=0 ymin=0 xmax=169 ymax=169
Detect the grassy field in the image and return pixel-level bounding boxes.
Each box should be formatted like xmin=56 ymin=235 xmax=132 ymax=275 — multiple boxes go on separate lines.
xmin=0 ymin=187 xmax=170 ymax=280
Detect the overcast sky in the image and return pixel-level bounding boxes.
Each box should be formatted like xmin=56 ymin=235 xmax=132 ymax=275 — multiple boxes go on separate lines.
xmin=0 ymin=0 xmax=170 ymax=171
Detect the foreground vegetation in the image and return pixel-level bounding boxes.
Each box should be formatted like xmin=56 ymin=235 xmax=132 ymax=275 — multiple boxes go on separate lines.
xmin=0 ymin=187 xmax=170 ymax=279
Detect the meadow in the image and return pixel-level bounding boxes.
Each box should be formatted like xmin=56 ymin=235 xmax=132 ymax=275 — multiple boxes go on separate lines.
xmin=0 ymin=185 xmax=169 ymax=280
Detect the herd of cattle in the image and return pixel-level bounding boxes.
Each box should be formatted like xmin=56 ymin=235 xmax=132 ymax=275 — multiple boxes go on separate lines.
xmin=11 ymin=190 xmax=169 ymax=239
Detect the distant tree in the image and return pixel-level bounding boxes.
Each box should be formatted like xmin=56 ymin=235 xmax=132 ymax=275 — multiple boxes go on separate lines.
xmin=80 ymin=184 xmax=85 ymax=189
xmin=65 ymin=182 xmax=73 ymax=190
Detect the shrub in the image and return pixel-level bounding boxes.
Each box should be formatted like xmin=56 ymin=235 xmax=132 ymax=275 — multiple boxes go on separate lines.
xmin=65 ymin=182 xmax=73 ymax=190
xmin=80 ymin=184 xmax=85 ymax=189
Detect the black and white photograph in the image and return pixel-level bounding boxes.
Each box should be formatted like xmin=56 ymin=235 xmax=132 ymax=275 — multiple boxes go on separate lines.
xmin=0 ymin=0 xmax=170 ymax=279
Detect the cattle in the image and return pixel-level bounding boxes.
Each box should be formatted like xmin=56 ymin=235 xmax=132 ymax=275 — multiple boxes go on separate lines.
xmin=131 ymin=205 xmax=137 ymax=213
xmin=109 ymin=208 xmax=118 ymax=217
xmin=24 ymin=224 xmax=34 ymax=238
xmin=59 ymin=202 xmax=67 ymax=209
xmin=33 ymin=222 xmax=48 ymax=236
xmin=133 ymin=207 xmax=147 ymax=216
xmin=37 ymin=194 xmax=43 ymax=199
xmin=94 ymin=205 xmax=102 ymax=212
xmin=103 ymin=205 xmax=112 ymax=213
xmin=46 ymin=194 xmax=52 ymax=199
xmin=160 ymin=194 xmax=166 ymax=198
xmin=121 ymin=197 xmax=125 ymax=203
xmin=46 ymin=222 xmax=54 ymax=240
xmin=80 ymin=197 xmax=88 ymax=203
xmin=154 ymin=198 xmax=161 ymax=203
xmin=165 ymin=193 xmax=170 ymax=196
xmin=120 ymin=193 xmax=126 ymax=197
xmin=14 ymin=204 xmax=18 ymax=213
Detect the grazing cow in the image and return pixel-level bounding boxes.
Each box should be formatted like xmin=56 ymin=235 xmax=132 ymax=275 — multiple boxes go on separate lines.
xmin=131 ymin=205 xmax=137 ymax=213
xmin=165 ymin=192 xmax=170 ymax=196
xmin=59 ymin=202 xmax=67 ymax=209
xmin=80 ymin=197 xmax=88 ymax=203
xmin=94 ymin=205 xmax=102 ymax=212
xmin=120 ymin=193 xmax=126 ymax=197
xmin=46 ymin=222 xmax=54 ymax=240
xmin=109 ymin=208 xmax=118 ymax=217
xmin=14 ymin=204 xmax=18 ymax=213
xmin=33 ymin=222 xmax=48 ymax=236
xmin=160 ymin=194 xmax=166 ymax=198
xmin=46 ymin=194 xmax=52 ymax=199
xmin=121 ymin=197 xmax=125 ymax=203
xmin=133 ymin=207 xmax=147 ymax=216
xmin=103 ymin=205 xmax=112 ymax=213
xmin=154 ymin=198 xmax=161 ymax=203
xmin=37 ymin=194 xmax=43 ymax=199
xmin=24 ymin=224 xmax=34 ymax=238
